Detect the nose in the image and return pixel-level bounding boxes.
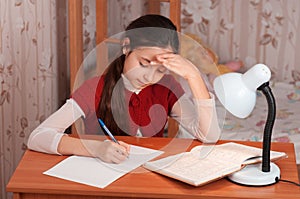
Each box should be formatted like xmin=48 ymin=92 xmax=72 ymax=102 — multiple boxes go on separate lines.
xmin=143 ymin=67 xmax=157 ymax=83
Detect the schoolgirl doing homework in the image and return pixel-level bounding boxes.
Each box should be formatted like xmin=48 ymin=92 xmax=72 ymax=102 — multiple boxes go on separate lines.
xmin=27 ymin=14 xmax=220 ymax=164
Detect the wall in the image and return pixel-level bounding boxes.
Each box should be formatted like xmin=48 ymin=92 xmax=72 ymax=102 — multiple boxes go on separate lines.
xmin=84 ymin=0 xmax=300 ymax=82
xmin=181 ymin=0 xmax=300 ymax=83
xmin=0 ymin=1 xmax=68 ymax=198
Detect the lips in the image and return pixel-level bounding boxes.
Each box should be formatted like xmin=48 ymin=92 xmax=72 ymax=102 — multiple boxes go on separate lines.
xmin=137 ymin=79 xmax=147 ymax=86
xmin=136 ymin=79 xmax=152 ymax=89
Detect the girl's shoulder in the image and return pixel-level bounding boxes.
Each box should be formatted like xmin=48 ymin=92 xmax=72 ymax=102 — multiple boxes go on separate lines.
xmin=71 ymin=76 xmax=103 ymax=92
xmin=71 ymin=76 xmax=104 ymax=100
xmin=83 ymin=76 xmax=104 ymax=88
xmin=70 ymin=75 xmax=105 ymax=115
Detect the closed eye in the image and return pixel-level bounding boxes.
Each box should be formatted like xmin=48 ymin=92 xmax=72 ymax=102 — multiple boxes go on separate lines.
xmin=139 ymin=57 xmax=152 ymax=67
xmin=139 ymin=62 xmax=148 ymax=67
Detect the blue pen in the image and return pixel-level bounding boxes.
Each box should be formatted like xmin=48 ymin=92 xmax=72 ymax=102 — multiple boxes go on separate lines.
xmin=98 ymin=118 xmax=120 ymax=144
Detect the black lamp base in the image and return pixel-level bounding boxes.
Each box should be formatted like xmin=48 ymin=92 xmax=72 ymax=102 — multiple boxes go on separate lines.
xmin=228 ymin=162 xmax=280 ymax=186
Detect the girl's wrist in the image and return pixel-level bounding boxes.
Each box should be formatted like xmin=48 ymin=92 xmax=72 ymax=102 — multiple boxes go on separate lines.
xmin=186 ymin=74 xmax=211 ymax=99
xmin=185 ymin=73 xmax=202 ymax=82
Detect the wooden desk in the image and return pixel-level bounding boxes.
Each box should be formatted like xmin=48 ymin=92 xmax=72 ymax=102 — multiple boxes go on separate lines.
xmin=7 ymin=137 xmax=300 ymax=199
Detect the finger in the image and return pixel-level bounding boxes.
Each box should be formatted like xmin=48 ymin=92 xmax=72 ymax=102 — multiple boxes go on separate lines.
xmin=104 ymin=147 xmax=127 ymax=164
xmin=160 ymin=59 xmax=175 ymax=69
xmin=116 ymin=145 xmax=129 ymax=157
xmin=110 ymin=155 xmax=123 ymax=164
xmin=109 ymin=142 xmax=129 ymax=157
xmin=156 ymin=53 xmax=176 ymax=61
xmin=111 ymin=150 xmax=128 ymax=163
xmin=119 ymin=141 xmax=131 ymax=153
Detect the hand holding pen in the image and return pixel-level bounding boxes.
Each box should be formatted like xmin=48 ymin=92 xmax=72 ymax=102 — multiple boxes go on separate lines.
xmin=98 ymin=119 xmax=130 ymax=162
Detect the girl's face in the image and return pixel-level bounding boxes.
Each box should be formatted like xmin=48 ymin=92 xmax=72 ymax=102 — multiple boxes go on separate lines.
xmin=123 ymin=47 xmax=173 ymax=89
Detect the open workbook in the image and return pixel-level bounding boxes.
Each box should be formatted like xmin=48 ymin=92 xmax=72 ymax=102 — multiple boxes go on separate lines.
xmin=143 ymin=142 xmax=287 ymax=186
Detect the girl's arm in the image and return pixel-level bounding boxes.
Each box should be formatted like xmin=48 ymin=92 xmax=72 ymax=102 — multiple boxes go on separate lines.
xmin=58 ymin=135 xmax=130 ymax=163
xmin=27 ymin=99 xmax=83 ymax=154
xmin=156 ymin=53 xmax=220 ymax=142
xmin=170 ymin=93 xmax=221 ymax=143
xmin=27 ymin=99 xmax=129 ymax=163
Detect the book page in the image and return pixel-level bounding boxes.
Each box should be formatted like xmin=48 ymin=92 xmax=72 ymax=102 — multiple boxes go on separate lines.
xmin=44 ymin=145 xmax=164 ymax=188
xmin=191 ymin=142 xmax=286 ymax=165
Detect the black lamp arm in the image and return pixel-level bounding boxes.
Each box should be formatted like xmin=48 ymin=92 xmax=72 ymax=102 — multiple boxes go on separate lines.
xmin=257 ymin=82 xmax=276 ymax=172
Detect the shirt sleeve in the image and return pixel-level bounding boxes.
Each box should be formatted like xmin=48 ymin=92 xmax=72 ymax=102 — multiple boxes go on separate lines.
xmin=27 ymin=99 xmax=85 ymax=154
xmin=170 ymin=92 xmax=221 ymax=143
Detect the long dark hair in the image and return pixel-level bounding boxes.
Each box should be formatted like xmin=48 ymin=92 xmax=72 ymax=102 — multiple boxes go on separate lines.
xmin=97 ymin=14 xmax=179 ymax=136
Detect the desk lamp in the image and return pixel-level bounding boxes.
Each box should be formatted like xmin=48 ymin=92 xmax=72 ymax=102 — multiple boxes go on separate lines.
xmin=213 ymin=64 xmax=280 ymax=186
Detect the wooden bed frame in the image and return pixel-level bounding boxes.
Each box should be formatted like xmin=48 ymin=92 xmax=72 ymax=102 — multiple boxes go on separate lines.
xmin=68 ymin=0 xmax=181 ymax=137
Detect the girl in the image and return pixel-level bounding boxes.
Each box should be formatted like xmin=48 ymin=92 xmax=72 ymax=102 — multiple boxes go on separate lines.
xmin=27 ymin=14 xmax=220 ymax=164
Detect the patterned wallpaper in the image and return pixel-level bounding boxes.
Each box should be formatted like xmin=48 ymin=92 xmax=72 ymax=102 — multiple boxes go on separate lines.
xmin=181 ymin=0 xmax=300 ymax=83
xmin=1 ymin=0 xmax=300 ymax=198
xmin=0 ymin=1 xmax=68 ymax=198
xmin=82 ymin=0 xmax=300 ymax=82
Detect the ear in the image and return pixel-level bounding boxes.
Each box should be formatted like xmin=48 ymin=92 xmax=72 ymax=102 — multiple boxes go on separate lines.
xmin=122 ymin=37 xmax=131 ymax=55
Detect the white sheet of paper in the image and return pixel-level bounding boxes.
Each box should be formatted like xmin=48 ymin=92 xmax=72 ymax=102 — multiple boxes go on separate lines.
xmin=43 ymin=145 xmax=164 ymax=188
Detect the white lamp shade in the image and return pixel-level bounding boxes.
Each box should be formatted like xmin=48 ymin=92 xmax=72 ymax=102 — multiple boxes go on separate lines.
xmin=213 ymin=64 xmax=271 ymax=118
